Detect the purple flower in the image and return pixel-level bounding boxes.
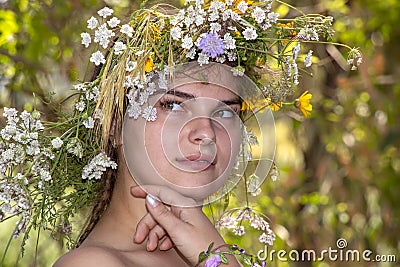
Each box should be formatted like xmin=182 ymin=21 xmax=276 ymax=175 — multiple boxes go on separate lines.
xmin=205 ymin=253 xmax=222 ymax=267
xmin=198 ymin=33 xmax=225 ymax=58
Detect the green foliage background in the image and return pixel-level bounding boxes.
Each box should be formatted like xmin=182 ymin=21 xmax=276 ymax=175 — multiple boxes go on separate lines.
xmin=0 ymin=0 xmax=399 ymax=266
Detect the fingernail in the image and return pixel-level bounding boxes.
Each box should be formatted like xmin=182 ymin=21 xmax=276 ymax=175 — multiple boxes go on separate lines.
xmin=146 ymin=194 xmax=159 ymax=207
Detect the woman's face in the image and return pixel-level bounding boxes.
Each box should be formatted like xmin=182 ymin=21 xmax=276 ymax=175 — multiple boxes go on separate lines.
xmin=123 ymin=82 xmax=242 ymax=203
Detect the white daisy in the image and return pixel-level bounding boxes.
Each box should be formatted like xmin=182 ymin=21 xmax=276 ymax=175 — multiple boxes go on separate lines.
xmin=97 ymin=7 xmax=114 ymax=18
xmin=252 ymin=7 xmax=265 ymax=24
xmin=142 ymin=106 xmax=157 ymax=121
xmin=120 ymin=24 xmax=134 ymax=38
xmin=90 ymin=51 xmax=105 ymax=66
xmin=80 ymin=32 xmax=91 ymax=48
xmin=181 ymin=35 xmax=193 ymax=50
xmin=107 ymin=17 xmax=120 ymax=28
xmin=87 ymin=16 xmax=98 ymax=29
xmin=51 ymin=137 xmax=63 ymax=149
xmin=113 ymin=41 xmax=127 ymax=55
xmin=242 ymin=27 xmax=258 ymax=40
xmin=170 ymin=26 xmax=182 ymax=40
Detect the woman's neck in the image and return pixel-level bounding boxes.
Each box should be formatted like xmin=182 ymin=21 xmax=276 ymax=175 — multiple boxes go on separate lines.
xmin=82 ymin=162 xmax=147 ymax=251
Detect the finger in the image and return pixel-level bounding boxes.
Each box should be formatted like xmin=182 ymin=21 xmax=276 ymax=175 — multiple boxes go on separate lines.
xmin=134 ymin=212 xmax=157 ymax=243
xmin=145 ymin=194 xmax=188 ymax=236
xmin=147 ymin=224 xmax=167 ymax=251
xmin=159 ymin=237 xmax=174 ymax=251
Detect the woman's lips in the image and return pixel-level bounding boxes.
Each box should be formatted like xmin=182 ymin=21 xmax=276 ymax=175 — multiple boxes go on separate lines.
xmin=175 ymin=154 xmax=216 ymax=172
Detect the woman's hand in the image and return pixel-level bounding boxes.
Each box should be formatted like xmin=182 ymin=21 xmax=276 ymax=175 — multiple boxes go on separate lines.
xmin=130 ymin=185 xmax=238 ymax=266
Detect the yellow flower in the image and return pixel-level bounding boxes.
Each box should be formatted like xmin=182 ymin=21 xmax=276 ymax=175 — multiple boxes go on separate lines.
xmin=270 ymin=101 xmax=282 ymax=111
xmin=295 ymin=91 xmax=312 ymax=117
xmin=144 ymin=55 xmax=154 ymax=72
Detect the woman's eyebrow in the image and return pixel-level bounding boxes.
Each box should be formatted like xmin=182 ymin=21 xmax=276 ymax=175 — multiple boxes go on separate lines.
xmin=166 ymin=90 xmax=241 ymax=106
xmin=166 ymin=90 xmax=196 ymax=100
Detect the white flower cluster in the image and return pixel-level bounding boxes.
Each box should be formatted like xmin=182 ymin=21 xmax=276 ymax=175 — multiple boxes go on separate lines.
xmin=216 ymin=207 xmax=276 ymax=246
xmin=0 ymin=108 xmax=54 ymax=179
xmin=170 ymin=0 xmax=279 ymax=66
xmin=0 ymin=179 xmax=30 ymax=238
xmin=73 ymin=82 xmax=103 ymax=128
xmin=0 ymin=108 xmax=57 ymax=237
xmin=125 ymin=69 xmax=166 ymax=121
xmin=82 ymin=152 xmax=117 ymax=180
xmin=81 ymin=7 xmax=133 ymax=66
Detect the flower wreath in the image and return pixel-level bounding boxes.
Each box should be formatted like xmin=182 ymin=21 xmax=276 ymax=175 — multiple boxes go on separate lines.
xmin=0 ymin=0 xmax=361 ymax=264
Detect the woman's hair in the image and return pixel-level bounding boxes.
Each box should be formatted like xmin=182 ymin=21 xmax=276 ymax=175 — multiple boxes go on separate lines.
xmin=76 ymin=63 xmax=123 ymax=246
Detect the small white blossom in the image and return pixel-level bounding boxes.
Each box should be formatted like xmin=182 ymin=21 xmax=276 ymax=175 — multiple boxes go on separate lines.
xmin=142 ymin=106 xmax=157 ymax=121
xmin=82 ymin=152 xmax=117 ymax=180
xmin=259 ymin=231 xmax=276 ymax=246
xmin=120 ymin=24 xmax=134 ymax=38
xmin=227 ymin=50 xmax=237 ymax=61
xmin=40 ymin=169 xmax=51 ymax=182
xmin=127 ymin=101 xmax=141 ymax=119
xmin=195 ymin=14 xmax=205 ymax=26
xmin=292 ymin=62 xmax=299 ymax=85
xmin=233 ymin=225 xmax=245 ymax=236
xmin=66 ymin=138 xmax=83 ymax=158
xmin=223 ymin=33 xmax=236 ymax=49
xmin=113 ymin=41 xmax=127 ymax=55
xmin=210 ymin=23 xmax=221 ymax=33
xmin=216 ymin=216 xmax=237 ymax=229
xmin=87 ymin=16 xmax=98 ymax=29
xmin=75 ymin=101 xmax=86 ymax=112
xmin=292 ymin=43 xmax=301 ymax=60
xmin=97 ymin=7 xmax=114 ymax=18
xmin=197 ymin=52 xmax=209 ymax=66
xmin=181 ymin=35 xmax=193 ymax=50
xmin=90 ymin=51 xmax=105 ymax=66
xmin=3 ymin=107 xmax=18 ymax=121
xmin=242 ymin=27 xmax=258 ymax=40
xmin=186 ymin=47 xmax=196 ymax=59
xmin=107 ymin=17 xmax=120 ymax=28
xmin=237 ymin=1 xmax=248 ymax=13
xmin=208 ymin=11 xmax=219 ymax=22
xmin=304 ymin=50 xmax=313 ymax=67
xmin=51 ymin=137 xmax=63 ymax=149
xmin=170 ymin=26 xmax=183 ymax=40
xmin=80 ymin=32 xmax=91 ymax=48
xmin=85 ymin=86 xmax=99 ymax=101
xmin=216 ymin=55 xmax=226 ymax=63
xmin=83 ymin=117 xmax=95 ymax=129
xmin=231 ymin=66 xmax=245 ymax=76
xmin=267 ymin=12 xmax=279 ymax=24
xmin=94 ymin=23 xmax=114 ymax=49
xmin=73 ymin=83 xmax=86 ymax=91
xmin=252 ymin=7 xmax=266 ymax=24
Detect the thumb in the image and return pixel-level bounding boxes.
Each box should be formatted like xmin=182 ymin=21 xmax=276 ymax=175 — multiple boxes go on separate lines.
xmin=145 ymin=194 xmax=184 ymax=234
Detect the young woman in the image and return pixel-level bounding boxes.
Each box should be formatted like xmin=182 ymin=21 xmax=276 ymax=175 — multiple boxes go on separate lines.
xmin=54 ymin=62 xmax=246 ymax=267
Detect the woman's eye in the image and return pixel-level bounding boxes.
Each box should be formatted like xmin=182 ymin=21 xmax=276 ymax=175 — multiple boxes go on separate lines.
xmin=213 ymin=109 xmax=235 ymax=118
xmin=161 ymin=101 xmax=184 ymax=112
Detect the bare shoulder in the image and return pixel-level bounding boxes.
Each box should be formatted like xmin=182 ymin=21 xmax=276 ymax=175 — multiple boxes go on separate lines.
xmin=53 ymin=246 xmax=127 ymax=267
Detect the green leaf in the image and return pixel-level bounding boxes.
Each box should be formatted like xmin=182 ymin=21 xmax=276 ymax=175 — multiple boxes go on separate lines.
xmin=207 ymin=242 xmax=214 ymax=252
xmin=198 ymin=251 xmax=207 ymax=263
xmin=220 ymin=254 xmax=229 ymax=264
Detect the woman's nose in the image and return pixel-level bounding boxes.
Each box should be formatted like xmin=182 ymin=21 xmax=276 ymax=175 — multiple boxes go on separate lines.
xmin=187 ymin=117 xmax=217 ymax=145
